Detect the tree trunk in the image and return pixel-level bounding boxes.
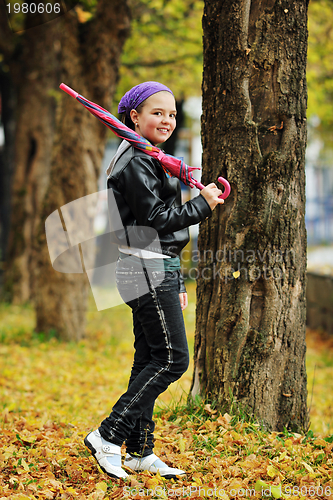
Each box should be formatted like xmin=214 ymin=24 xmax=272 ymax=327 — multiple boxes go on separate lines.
xmin=0 ymin=67 xmax=16 ymax=288
xmin=1 ymin=1 xmax=130 ymax=340
xmin=191 ymin=0 xmax=308 ymax=432
xmin=33 ymin=1 xmax=131 ymax=341
xmin=3 ymin=19 xmax=60 ymax=303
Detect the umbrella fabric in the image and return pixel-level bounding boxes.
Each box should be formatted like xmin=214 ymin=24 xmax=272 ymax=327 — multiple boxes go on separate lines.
xmin=59 ymin=83 xmax=230 ymax=198
xmin=60 ymin=83 xmax=199 ymax=187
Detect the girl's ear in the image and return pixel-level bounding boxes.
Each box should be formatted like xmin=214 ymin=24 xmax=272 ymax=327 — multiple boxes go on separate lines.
xmin=130 ymin=109 xmax=138 ymax=125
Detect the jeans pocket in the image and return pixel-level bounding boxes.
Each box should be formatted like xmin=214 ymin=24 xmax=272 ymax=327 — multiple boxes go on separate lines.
xmin=147 ymin=269 xmax=165 ymax=289
xmin=116 ymin=280 xmax=140 ymax=306
xmin=116 ymin=272 xmax=151 ymax=306
xmin=156 ymin=270 xmax=179 ymax=292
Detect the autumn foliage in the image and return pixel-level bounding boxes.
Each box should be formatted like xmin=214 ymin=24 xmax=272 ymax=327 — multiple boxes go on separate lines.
xmin=0 ymin=284 xmax=332 ymax=499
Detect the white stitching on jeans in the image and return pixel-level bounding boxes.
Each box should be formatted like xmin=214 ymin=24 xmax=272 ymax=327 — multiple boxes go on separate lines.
xmin=110 ymin=273 xmax=173 ymax=440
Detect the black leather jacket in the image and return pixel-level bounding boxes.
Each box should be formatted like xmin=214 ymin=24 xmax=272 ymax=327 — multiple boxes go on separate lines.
xmin=107 ymin=142 xmax=212 ymax=258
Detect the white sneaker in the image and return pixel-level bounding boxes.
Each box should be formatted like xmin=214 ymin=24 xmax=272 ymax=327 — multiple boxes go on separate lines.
xmin=84 ymin=429 xmax=128 ymax=479
xmin=124 ymin=453 xmax=186 ymax=479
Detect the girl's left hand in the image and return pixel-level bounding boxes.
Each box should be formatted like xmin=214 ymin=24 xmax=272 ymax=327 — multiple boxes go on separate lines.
xmin=179 ymin=292 xmax=188 ymax=311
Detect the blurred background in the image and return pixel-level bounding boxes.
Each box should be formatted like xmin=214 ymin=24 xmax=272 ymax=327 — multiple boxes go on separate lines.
xmin=0 ymin=0 xmax=332 ymax=438
xmin=0 ymin=0 xmax=332 ymax=328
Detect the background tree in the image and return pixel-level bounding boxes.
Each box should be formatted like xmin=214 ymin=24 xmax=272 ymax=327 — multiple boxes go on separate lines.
xmin=0 ymin=8 xmax=64 ymax=303
xmin=0 ymin=0 xmax=203 ymax=340
xmin=0 ymin=1 xmax=131 ymax=340
xmin=0 ymin=66 xmax=16 ymax=286
xmin=191 ymin=0 xmax=309 ymax=432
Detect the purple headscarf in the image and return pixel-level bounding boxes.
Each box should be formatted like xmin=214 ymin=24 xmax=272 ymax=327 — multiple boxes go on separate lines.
xmin=118 ymin=81 xmax=174 ymax=117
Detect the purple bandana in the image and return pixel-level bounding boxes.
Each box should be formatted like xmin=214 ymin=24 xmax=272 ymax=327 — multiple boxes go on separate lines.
xmin=118 ymin=81 xmax=174 ymax=117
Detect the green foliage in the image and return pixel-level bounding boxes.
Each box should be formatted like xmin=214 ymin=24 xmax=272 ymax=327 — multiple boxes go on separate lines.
xmin=308 ymin=0 xmax=333 ymax=127
xmin=5 ymin=0 xmax=27 ymax=32
xmin=115 ymin=0 xmax=204 ymax=102
xmin=77 ymin=0 xmax=98 ymax=11
xmin=3 ymin=0 xmax=333 ymax=131
xmin=3 ymin=0 xmax=203 ymax=106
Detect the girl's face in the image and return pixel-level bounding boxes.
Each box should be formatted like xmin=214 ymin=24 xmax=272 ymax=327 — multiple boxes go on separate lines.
xmin=130 ymin=91 xmax=176 ymax=145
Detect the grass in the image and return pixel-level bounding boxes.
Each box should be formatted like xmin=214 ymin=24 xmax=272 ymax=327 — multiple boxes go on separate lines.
xmin=0 ymin=280 xmax=332 ymax=435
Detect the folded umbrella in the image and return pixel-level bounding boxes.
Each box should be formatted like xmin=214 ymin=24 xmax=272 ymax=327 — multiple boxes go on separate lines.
xmin=59 ymin=83 xmax=230 ymax=199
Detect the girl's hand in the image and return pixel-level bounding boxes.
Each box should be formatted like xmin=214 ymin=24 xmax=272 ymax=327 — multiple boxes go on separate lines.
xmin=179 ymin=292 xmax=188 ymax=311
xmin=201 ymin=183 xmax=225 ymax=210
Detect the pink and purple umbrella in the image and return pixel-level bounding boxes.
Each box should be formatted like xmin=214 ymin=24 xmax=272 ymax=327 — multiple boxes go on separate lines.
xmin=59 ymin=83 xmax=231 ymax=199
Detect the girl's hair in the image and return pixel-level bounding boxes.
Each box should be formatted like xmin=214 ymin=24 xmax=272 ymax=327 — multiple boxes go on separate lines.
xmin=119 ymin=112 xmax=134 ymax=130
xmin=119 ymin=102 xmax=145 ymax=131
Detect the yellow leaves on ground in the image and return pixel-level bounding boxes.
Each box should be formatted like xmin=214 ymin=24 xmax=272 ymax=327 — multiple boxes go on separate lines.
xmin=0 ymin=287 xmax=333 ymax=498
xmin=1 ymin=412 xmax=333 ymax=498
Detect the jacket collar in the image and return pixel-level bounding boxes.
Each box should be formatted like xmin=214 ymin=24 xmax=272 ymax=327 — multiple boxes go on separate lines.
xmin=106 ymin=140 xmax=131 ymax=178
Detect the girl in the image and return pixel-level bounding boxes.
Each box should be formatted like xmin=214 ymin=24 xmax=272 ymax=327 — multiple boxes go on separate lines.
xmin=84 ymin=81 xmax=224 ymax=479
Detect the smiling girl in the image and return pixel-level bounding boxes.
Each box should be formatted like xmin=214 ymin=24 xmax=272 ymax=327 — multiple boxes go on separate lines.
xmin=84 ymin=82 xmax=224 ymax=479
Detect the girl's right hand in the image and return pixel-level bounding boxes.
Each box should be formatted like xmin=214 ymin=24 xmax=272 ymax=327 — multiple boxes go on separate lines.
xmin=200 ymin=183 xmax=225 ymax=210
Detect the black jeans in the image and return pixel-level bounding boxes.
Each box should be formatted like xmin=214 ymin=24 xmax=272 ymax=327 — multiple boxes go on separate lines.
xmin=99 ymin=256 xmax=189 ymax=457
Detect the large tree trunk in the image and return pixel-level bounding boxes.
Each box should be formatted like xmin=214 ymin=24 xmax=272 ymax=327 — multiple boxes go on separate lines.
xmin=3 ymin=19 xmax=60 ymax=303
xmin=191 ymin=0 xmax=308 ymax=432
xmin=0 ymin=67 xmax=16 ymax=287
xmin=33 ymin=2 xmax=131 ymax=341
xmin=1 ymin=1 xmax=130 ymax=340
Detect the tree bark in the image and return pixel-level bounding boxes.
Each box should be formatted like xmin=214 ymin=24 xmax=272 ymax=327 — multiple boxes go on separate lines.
xmin=0 ymin=67 xmax=16 ymax=283
xmin=191 ymin=0 xmax=308 ymax=432
xmin=2 ymin=1 xmax=130 ymax=340
xmin=3 ymin=17 xmax=61 ymax=303
xmin=33 ymin=1 xmax=131 ymax=341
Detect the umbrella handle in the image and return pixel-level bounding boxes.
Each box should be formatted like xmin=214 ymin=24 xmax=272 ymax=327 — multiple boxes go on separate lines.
xmin=59 ymin=83 xmax=79 ymax=99
xmin=217 ymin=176 xmax=231 ymax=199
xmin=193 ymin=176 xmax=231 ymax=200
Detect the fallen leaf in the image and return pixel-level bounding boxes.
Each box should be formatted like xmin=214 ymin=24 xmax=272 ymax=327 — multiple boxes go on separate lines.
xmin=255 ymin=480 xmax=286 ymax=499
xmin=267 ymin=464 xmax=279 ymax=478
xmin=75 ymin=5 xmax=93 ymax=23
xmin=95 ymin=481 xmax=108 ymax=492
xmin=204 ymin=404 xmax=217 ymax=415
xmin=179 ymin=436 xmax=186 ymax=453
xmin=300 ymin=461 xmax=315 ymax=473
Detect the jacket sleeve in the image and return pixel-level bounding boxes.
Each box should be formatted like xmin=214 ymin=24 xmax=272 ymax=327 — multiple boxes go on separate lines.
xmin=178 ymin=270 xmax=187 ymax=294
xmin=117 ymin=156 xmax=212 ymax=236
